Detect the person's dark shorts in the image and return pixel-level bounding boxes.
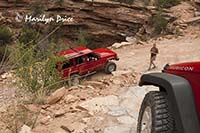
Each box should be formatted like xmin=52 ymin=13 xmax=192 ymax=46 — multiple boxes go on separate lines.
xmin=151 ymin=54 xmax=156 ymax=61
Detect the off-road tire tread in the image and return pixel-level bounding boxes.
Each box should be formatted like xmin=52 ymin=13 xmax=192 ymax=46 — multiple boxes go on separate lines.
xmin=137 ymin=91 xmax=175 ymax=133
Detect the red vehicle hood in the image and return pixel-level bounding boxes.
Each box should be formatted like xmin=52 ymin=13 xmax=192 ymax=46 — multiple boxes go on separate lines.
xmin=167 ymin=62 xmax=200 ymax=73
xmin=93 ymin=48 xmax=118 ymax=58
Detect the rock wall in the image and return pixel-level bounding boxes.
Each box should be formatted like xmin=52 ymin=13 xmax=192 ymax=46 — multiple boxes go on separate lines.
xmin=0 ymin=0 xmax=151 ymax=47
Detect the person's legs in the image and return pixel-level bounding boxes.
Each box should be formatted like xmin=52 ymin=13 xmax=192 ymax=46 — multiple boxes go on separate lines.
xmin=152 ymin=61 xmax=156 ymax=68
xmin=151 ymin=56 xmax=157 ymax=69
xmin=148 ymin=60 xmax=152 ymax=70
xmin=148 ymin=56 xmax=157 ymax=70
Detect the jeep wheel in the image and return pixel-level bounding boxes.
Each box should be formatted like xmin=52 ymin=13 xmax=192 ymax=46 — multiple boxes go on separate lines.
xmin=69 ymin=74 xmax=80 ymax=86
xmin=104 ymin=61 xmax=117 ymax=74
xmin=137 ymin=91 xmax=174 ymax=133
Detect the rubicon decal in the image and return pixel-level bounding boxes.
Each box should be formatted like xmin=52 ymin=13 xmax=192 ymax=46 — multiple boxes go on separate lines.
xmin=169 ymin=66 xmax=194 ymax=71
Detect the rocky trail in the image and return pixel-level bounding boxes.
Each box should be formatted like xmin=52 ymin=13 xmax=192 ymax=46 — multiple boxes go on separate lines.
xmin=0 ymin=24 xmax=198 ymax=133
xmin=0 ymin=32 xmax=200 ymax=133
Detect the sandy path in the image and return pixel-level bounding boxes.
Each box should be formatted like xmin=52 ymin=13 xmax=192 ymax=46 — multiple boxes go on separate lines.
xmin=115 ymin=33 xmax=200 ymax=74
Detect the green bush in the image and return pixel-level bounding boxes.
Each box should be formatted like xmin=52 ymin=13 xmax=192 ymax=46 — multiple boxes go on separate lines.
xmin=149 ymin=10 xmax=168 ymax=34
xmin=0 ymin=46 xmax=10 ymax=64
xmin=77 ymin=31 xmax=89 ymax=47
xmin=0 ymin=25 xmax=12 ymax=69
xmin=0 ymin=25 xmax=12 ymax=44
xmin=155 ymin=0 xmax=181 ymax=8
xmin=0 ymin=46 xmax=10 ymax=74
xmin=76 ymin=31 xmax=100 ymax=49
xmin=0 ymin=46 xmax=5 ymax=61
xmin=13 ymin=42 xmax=65 ymax=98
xmin=19 ymin=27 xmax=40 ymax=46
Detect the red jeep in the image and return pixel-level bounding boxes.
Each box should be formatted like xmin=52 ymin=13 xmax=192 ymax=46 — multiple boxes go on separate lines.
xmin=57 ymin=46 xmax=119 ymax=85
xmin=137 ymin=62 xmax=200 ymax=133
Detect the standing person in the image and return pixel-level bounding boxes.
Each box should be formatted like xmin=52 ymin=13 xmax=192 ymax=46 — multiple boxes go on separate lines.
xmin=148 ymin=43 xmax=159 ymax=70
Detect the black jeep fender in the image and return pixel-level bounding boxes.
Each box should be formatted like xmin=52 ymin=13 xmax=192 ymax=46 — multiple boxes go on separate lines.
xmin=139 ymin=72 xmax=200 ymax=133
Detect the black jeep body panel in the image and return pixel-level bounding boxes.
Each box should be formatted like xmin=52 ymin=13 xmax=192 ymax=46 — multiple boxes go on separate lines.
xmin=139 ymin=73 xmax=200 ymax=133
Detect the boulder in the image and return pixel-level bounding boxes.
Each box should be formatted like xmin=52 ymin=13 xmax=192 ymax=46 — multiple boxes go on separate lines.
xmin=185 ymin=16 xmax=200 ymax=23
xmin=25 ymin=104 xmax=40 ymax=113
xmin=112 ymin=42 xmax=133 ymax=49
xmin=83 ymin=81 xmax=104 ymax=88
xmin=146 ymin=6 xmax=157 ymax=10
xmin=40 ymin=116 xmax=51 ymax=125
xmin=194 ymin=11 xmax=200 ymax=17
xmin=112 ymin=77 xmax=122 ymax=85
xmin=54 ymin=109 xmax=65 ymax=117
xmin=0 ymin=12 xmax=5 ymax=21
xmin=64 ymin=94 xmax=79 ymax=104
xmin=78 ymin=95 xmax=120 ymax=114
xmin=61 ymin=122 xmax=87 ymax=133
xmin=125 ymin=36 xmax=137 ymax=44
xmin=40 ymin=109 xmax=48 ymax=115
xmin=111 ymin=43 xmax=123 ymax=49
xmin=19 ymin=125 xmax=31 ymax=133
xmin=86 ymin=129 xmax=95 ymax=133
xmin=86 ymin=85 xmax=95 ymax=90
xmin=60 ymin=125 xmax=74 ymax=132
xmin=46 ymin=87 xmax=66 ymax=104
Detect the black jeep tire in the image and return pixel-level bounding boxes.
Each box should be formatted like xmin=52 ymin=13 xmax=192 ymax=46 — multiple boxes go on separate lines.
xmin=104 ymin=61 xmax=117 ymax=74
xmin=68 ymin=74 xmax=80 ymax=86
xmin=137 ymin=91 xmax=175 ymax=133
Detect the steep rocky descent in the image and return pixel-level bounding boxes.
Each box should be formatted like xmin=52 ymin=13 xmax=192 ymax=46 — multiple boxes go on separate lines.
xmin=0 ymin=69 xmax=138 ymax=133
xmin=31 ymin=24 xmax=200 ymax=133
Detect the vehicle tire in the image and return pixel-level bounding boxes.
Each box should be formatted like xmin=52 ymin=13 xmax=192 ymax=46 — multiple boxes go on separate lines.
xmin=68 ymin=74 xmax=80 ymax=86
xmin=137 ymin=91 xmax=175 ymax=133
xmin=104 ymin=61 xmax=117 ymax=74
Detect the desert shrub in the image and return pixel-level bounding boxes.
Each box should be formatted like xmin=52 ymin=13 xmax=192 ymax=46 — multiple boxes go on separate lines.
xmin=77 ymin=31 xmax=100 ymax=49
xmin=0 ymin=26 xmax=12 ymax=72
xmin=13 ymin=42 xmax=65 ymax=99
xmin=0 ymin=25 xmax=12 ymax=44
xmin=19 ymin=27 xmax=40 ymax=46
xmin=30 ymin=1 xmax=45 ymax=16
xmin=149 ymin=10 xmax=168 ymax=35
xmin=155 ymin=0 xmax=181 ymax=8
xmin=77 ymin=31 xmax=92 ymax=47
xmin=0 ymin=46 xmax=7 ymax=62
xmin=0 ymin=46 xmax=10 ymax=69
